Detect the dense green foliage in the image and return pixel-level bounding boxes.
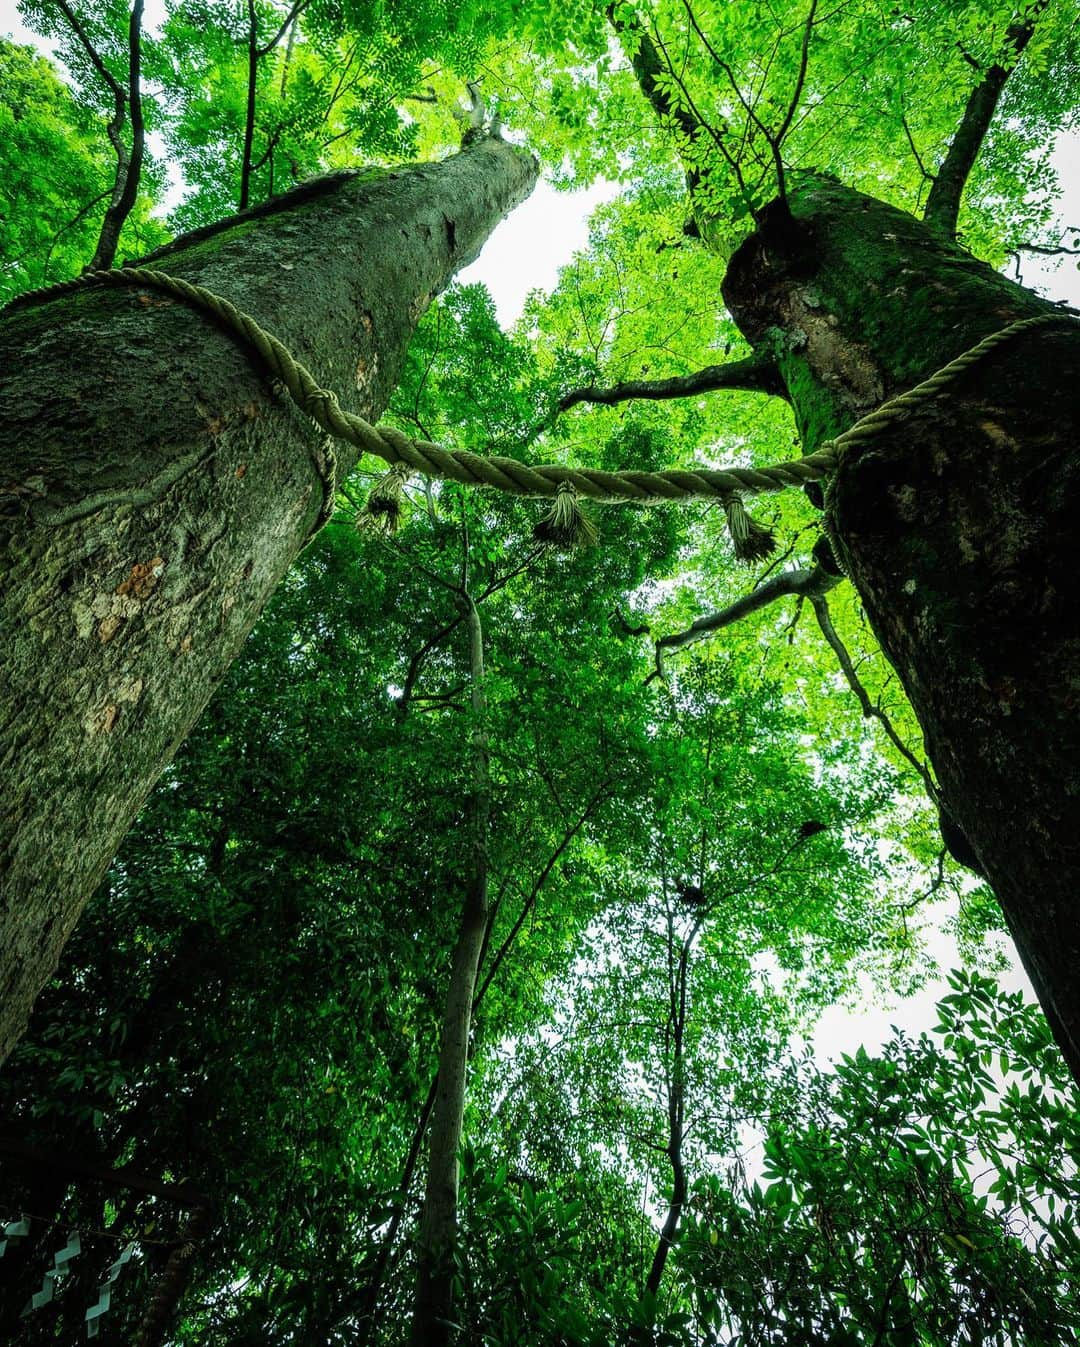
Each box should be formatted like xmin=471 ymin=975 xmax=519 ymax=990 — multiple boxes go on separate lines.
xmin=2 ymin=0 xmax=1079 ymax=1341
xmin=0 ymin=37 xmax=161 ymax=300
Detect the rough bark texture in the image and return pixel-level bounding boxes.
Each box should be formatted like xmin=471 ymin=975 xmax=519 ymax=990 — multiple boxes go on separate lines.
xmin=0 ymin=135 xmax=537 ymax=1065
xmin=723 ymin=174 xmax=1080 ymax=1082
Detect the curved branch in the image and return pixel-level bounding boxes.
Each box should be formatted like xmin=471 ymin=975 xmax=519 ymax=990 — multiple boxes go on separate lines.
xmin=657 ymin=564 xmax=839 ymax=660
xmin=655 ymin=564 xmax=937 ymax=799
xmin=807 ymin=591 xmax=938 ymax=800
xmin=52 ymin=0 xmax=125 ymax=102
xmin=558 ymin=353 xmax=788 ymax=412
xmin=87 ymin=0 xmax=145 ymax=272
xmin=923 ymin=4 xmax=1046 ymax=238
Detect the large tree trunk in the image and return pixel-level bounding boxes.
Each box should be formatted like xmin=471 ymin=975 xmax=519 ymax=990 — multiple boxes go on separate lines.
xmin=722 ymin=175 xmax=1080 ymax=1082
xmin=0 ymin=135 xmax=537 ymax=1065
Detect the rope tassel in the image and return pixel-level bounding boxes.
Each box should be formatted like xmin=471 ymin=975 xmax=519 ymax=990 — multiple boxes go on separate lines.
xmin=722 ymin=492 xmax=777 ymax=563
xmin=358 ymin=464 xmax=411 ymax=534
xmin=533 ymin=482 xmax=597 ymax=548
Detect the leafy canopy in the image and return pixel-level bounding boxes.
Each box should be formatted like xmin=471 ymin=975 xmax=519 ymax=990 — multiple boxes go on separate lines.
xmin=2 ymin=0 xmax=1079 ymax=1342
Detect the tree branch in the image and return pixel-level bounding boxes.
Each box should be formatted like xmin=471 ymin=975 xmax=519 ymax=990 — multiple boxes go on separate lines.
xmin=52 ymin=0 xmax=145 ymax=272
xmin=654 ymin=564 xmax=937 ymax=799
xmin=609 ymin=7 xmax=752 ymax=209
xmin=240 ymin=0 xmax=259 ymax=210
xmin=681 ymin=0 xmax=816 ymax=212
xmin=899 ymin=106 xmax=934 ymax=187
xmin=474 ymin=785 xmax=609 ymax=1008
xmin=342 ymin=786 xmax=606 ymax=1336
xmin=923 ymin=4 xmax=1046 ymax=238
xmin=1016 ymin=236 xmax=1080 ymax=257
xmin=51 ymin=0 xmax=125 ymax=102
xmin=611 ymin=607 xmax=651 ymax=639
xmin=611 ymin=6 xmax=702 ymax=148
xmin=43 ymin=189 xmax=112 ymax=275
xmin=251 ymin=125 xmax=284 ymax=174
xmin=558 ymin=353 xmax=788 ymax=412
xmin=256 ymin=0 xmax=309 ymax=58
xmin=657 ymin=564 xmax=840 ymax=660
xmin=87 ymin=0 xmax=145 ymax=272
xmin=807 ymin=591 xmax=937 ymax=800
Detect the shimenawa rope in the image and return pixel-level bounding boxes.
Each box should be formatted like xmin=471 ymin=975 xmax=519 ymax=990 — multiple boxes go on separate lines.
xmin=5 ymin=266 xmax=1072 ymax=550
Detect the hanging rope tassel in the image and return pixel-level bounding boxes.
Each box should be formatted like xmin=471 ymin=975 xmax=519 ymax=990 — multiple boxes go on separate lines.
xmin=358 ymin=463 xmax=411 ymax=534
xmin=721 ymin=492 xmax=776 ymax=563
xmin=533 ymin=481 xmax=597 ymax=548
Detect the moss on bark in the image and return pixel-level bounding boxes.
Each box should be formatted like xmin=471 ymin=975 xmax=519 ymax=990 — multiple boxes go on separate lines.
xmin=723 ymin=176 xmax=1080 ymax=1084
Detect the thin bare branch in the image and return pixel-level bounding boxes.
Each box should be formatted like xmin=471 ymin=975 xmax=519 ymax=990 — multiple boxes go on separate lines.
xmin=257 ymin=0 xmax=310 ymax=58
xmin=474 ymin=785 xmax=610 ymax=1006
xmin=558 ymin=353 xmax=788 ymax=412
xmin=899 ymin=107 xmax=934 ymax=185
xmin=774 ymin=0 xmax=818 ymax=150
xmin=1016 ymin=237 xmax=1080 ymax=257
xmin=53 ymin=0 xmax=145 ymax=272
xmin=52 ymin=0 xmax=125 ymax=101
xmin=657 ymin=564 xmax=840 ymax=659
xmin=240 ymin=0 xmax=259 ymax=210
xmin=43 ymin=189 xmax=111 ymax=274
xmin=807 ymin=591 xmax=937 ymax=799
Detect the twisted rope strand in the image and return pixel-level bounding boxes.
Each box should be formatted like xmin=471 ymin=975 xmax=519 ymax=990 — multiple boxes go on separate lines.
xmin=7 ymin=266 xmax=1074 ymax=514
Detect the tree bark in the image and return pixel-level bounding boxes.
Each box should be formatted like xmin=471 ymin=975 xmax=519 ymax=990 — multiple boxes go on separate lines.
xmin=722 ymin=174 xmax=1080 ymax=1082
xmin=0 ymin=135 xmax=537 ymax=1065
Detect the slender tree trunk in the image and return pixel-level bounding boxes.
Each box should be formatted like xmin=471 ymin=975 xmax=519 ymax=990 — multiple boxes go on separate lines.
xmin=85 ymin=0 xmax=146 ymax=272
xmin=0 ymin=135 xmax=537 ymax=1065
xmin=643 ymin=922 xmax=698 ymax=1314
xmin=348 ymin=794 xmax=602 ymax=1338
xmin=239 ymin=0 xmax=259 ymax=211
xmin=409 ymin=593 xmax=490 ymax=1347
xmin=722 ymin=174 xmax=1080 ymax=1082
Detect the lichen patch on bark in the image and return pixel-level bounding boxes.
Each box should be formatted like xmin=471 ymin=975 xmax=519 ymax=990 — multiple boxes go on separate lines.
xmin=115 ymin=556 xmax=165 ymax=599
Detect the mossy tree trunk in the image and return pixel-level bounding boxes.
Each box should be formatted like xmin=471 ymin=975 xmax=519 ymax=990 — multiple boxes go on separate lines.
xmin=723 ymin=175 xmax=1080 ymax=1082
xmin=0 ymin=135 xmax=537 ymax=1065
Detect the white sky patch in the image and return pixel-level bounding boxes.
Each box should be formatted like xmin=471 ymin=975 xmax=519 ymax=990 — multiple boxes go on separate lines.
xmin=456 ymin=176 xmax=620 ymax=327
xmin=0 ymin=0 xmax=167 ymax=41
xmin=1 ymin=2 xmax=46 ymax=48
xmin=1014 ymin=134 xmax=1080 ymax=306
xmin=811 ymin=923 xmax=1029 ymax=1066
